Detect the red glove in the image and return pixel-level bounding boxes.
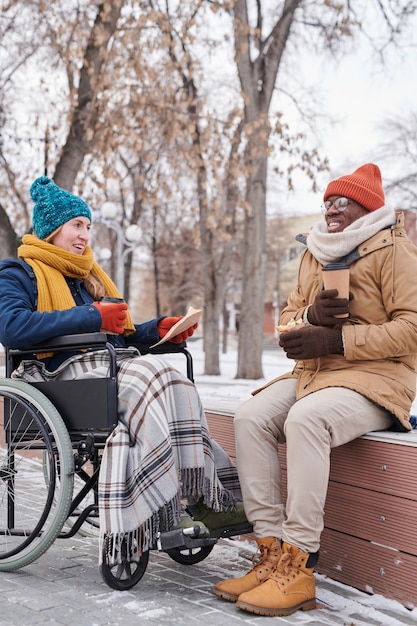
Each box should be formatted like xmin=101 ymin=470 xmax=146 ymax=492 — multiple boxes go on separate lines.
xmin=158 ymin=317 xmax=198 ymax=344
xmin=279 ymin=326 xmax=343 ymax=360
xmin=92 ymin=301 xmax=128 ymax=334
xmin=307 ymin=289 xmax=349 ymax=325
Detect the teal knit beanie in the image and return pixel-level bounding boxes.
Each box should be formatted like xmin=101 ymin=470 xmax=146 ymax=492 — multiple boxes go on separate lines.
xmin=30 ymin=176 xmax=92 ymax=239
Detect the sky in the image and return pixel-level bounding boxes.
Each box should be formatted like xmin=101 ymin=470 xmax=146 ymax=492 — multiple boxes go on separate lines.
xmin=5 ymin=2 xmax=416 ymax=228
xmin=282 ymin=20 xmax=417 ymax=217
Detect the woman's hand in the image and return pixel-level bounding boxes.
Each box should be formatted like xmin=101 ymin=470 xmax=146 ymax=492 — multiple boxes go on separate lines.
xmin=92 ymin=301 xmax=128 ymax=334
xmin=158 ymin=317 xmax=198 ymax=344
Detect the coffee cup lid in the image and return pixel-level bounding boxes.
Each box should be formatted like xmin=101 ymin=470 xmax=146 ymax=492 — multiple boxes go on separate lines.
xmin=101 ymin=296 xmax=125 ymax=303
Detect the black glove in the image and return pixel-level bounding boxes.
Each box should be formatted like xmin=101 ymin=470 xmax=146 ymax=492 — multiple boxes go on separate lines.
xmin=279 ymin=326 xmax=343 ymax=360
xmin=307 ymin=289 xmax=349 ymax=325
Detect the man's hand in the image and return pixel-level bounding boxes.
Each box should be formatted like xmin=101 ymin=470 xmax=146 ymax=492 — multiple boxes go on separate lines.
xmin=279 ymin=326 xmax=343 ymax=360
xmin=92 ymin=301 xmax=128 ymax=334
xmin=158 ymin=317 xmax=198 ymax=344
xmin=307 ymin=289 xmax=349 ymax=325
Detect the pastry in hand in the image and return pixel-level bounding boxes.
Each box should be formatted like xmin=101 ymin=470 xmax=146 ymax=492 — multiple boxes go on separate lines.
xmin=276 ymin=319 xmax=305 ymax=332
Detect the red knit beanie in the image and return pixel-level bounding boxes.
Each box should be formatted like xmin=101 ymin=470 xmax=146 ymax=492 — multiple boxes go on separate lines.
xmin=323 ymin=163 xmax=385 ymax=212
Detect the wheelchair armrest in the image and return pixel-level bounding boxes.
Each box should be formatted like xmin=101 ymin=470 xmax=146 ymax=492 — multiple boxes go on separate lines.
xmin=6 ymin=332 xmax=117 ymax=378
xmin=10 ymin=332 xmax=110 ymax=354
xmin=127 ymin=340 xmax=187 ymax=354
xmin=126 ymin=340 xmax=194 ymax=382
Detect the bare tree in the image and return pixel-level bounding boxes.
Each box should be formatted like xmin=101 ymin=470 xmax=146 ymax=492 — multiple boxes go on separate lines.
xmin=0 ymin=1 xmax=47 ymax=255
xmin=0 ymin=0 xmax=416 ymax=373
xmin=53 ymin=0 xmax=125 ymax=190
xmin=0 ymin=202 xmax=18 ymax=258
xmin=230 ymin=0 xmax=416 ymax=378
xmin=377 ymin=112 xmax=417 ymax=209
xmin=151 ymin=1 xmax=245 ymax=374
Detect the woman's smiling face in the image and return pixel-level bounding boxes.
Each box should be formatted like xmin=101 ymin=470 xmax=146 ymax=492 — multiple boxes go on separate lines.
xmin=48 ymin=217 xmax=91 ymax=254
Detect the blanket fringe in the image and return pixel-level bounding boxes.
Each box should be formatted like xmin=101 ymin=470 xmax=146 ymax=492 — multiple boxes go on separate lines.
xmin=99 ymin=468 xmax=238 ymax=566
xmin=180 ymin=466 xmax=237 ymax=512
xmin=99 ymin=493 xmax=181 ymax=566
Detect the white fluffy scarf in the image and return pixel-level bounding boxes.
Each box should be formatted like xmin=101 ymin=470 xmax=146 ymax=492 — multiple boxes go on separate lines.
xmin=306 ymin=204 xmax=396 ymax=266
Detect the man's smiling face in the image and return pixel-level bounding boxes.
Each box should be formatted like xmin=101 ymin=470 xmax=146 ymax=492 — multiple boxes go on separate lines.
xmin=324 ymin=196 xmax=369 ymax=233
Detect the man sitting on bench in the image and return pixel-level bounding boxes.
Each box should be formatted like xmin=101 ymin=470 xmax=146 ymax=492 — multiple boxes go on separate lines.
xmin=213 ymin=163 xmax=417 ymax=617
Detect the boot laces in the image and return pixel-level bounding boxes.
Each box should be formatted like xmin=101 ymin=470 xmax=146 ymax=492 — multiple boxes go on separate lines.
xmin=252 ymin=541 xmax=281 ymax=573
xmin=252 ymin=544 xmax=268 ymax=568
xmin=276 ymin=552 xmax=293 ymax=576
xmin=270 ymin=552 xmax=302 ymax=582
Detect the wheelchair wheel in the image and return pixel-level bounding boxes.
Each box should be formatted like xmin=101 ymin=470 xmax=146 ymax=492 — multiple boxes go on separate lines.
xmin=100 ymin=538 xmax=149 ymax=590
xmin=166 ymin=544 xmax=214 ymax=565
xmin=0 ymin=379 xmax=74 ymax=570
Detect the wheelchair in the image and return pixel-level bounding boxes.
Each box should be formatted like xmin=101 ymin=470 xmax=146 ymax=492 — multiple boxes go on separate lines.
xmin=0 ymin=333 xmax=252 ymax=590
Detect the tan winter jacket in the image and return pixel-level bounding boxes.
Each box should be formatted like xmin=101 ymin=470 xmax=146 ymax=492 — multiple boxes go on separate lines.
xmin=272 ymin=211 xmax=417 ymax=431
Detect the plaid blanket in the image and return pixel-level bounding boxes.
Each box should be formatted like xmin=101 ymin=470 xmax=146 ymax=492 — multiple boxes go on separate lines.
xmin=14 ymin=349 xmax=241 ymax=564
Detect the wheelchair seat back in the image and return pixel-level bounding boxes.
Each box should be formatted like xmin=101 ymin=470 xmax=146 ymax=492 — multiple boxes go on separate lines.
xmin=5 ymin=333 xmax=118 ymax=434
xmin=5 ymin=333 xmax=194 ymax=437
xmin=18 ymin=378 xmax=118 ymax=431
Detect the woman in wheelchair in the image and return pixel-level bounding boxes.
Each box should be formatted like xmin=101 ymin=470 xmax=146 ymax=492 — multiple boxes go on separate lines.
xmin=0 ymin=176 xmax=247 ymax=563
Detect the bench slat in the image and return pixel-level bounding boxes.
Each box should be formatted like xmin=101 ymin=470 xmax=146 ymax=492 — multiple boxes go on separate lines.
xmin=319 ymin=529 xmax=417 ymax=609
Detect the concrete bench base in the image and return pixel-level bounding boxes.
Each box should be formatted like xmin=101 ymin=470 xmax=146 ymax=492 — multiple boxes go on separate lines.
xmin=205 ymin=407 xmax=417 ymax=609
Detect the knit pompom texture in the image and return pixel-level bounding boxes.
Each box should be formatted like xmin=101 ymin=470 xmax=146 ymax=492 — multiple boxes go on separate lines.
xmin=30 ymin=176 xmax=92 ymax=239
xmin=323 ymin=163 xmax=385 ymax=212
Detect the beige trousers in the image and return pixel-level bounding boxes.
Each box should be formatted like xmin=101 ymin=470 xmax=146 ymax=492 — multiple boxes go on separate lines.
xmin=234 ymin=378 xmax=393 ymax=553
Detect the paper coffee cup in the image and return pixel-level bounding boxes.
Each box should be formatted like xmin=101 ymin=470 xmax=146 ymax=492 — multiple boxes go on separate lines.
xmin=322 ymin=264 xmax=349 ymax=318
xmin=100 ymin=297 xmax=126 ymax=333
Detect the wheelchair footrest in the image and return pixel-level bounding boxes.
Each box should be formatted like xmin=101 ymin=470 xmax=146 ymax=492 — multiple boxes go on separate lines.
xmin=209 ymin=522 xmax=254 ymax=540
xmin=157 ymin=526 xmax=217 ymax=552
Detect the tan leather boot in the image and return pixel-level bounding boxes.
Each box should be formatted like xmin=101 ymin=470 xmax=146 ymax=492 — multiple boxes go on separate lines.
xmin=212 ymin=536 xmax=282 ymax=602
xmin=235 ymin=541 xmax=317 ymax=616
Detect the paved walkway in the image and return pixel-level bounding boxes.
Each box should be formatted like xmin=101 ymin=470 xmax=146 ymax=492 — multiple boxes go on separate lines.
xmin=1 ymin=531 xmax=416 ymax=626
xmin=1 ymin=345 xmax=417 ymax=625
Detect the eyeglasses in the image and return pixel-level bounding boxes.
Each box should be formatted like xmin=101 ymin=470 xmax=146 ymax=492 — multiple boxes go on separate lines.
xmin=321 ymin=197 xmax=351 ymax=215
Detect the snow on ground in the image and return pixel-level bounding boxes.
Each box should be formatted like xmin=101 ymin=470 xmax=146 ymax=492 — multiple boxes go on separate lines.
xmin=168 ymin=336 xmax=417 ymax=623
xmin=210 ymin=539 xmax=417 ymax=625
xmin=1 ymin=338 xmax=416 ymax=622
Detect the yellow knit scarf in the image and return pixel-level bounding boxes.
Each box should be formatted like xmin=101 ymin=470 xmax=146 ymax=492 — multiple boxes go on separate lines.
xmin=18 ymin=234 xmax=135 ymax=335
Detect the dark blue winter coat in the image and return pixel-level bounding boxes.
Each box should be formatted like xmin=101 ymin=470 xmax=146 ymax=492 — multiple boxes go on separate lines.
xmin=0 ymin=258 xmax=162 ymax=370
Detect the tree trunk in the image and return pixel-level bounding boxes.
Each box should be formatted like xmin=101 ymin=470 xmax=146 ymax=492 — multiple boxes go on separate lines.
xmin=222 ymin=303 xmax=229 ymax=354
xmin=201 ymin=153 xmax=241 ymax=373
xmin=236 ymin=154 xmax=268 ymax=378
xmin=199 ymin=177 xmax=223 ymax=375
xmin=203 ymin=282 xmax=223 ymax=375
xmin=54 ymin=0 xmax=124 ymax=190
xmin=0 ymin=205 xmax=18 ymax=259
xmin=233 ymin=0 xmax=301 ymax=378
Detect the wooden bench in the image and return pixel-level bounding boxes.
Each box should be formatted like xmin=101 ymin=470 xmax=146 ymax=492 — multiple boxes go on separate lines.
xmin=205 ymin=399 xmax=417 ymax=609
